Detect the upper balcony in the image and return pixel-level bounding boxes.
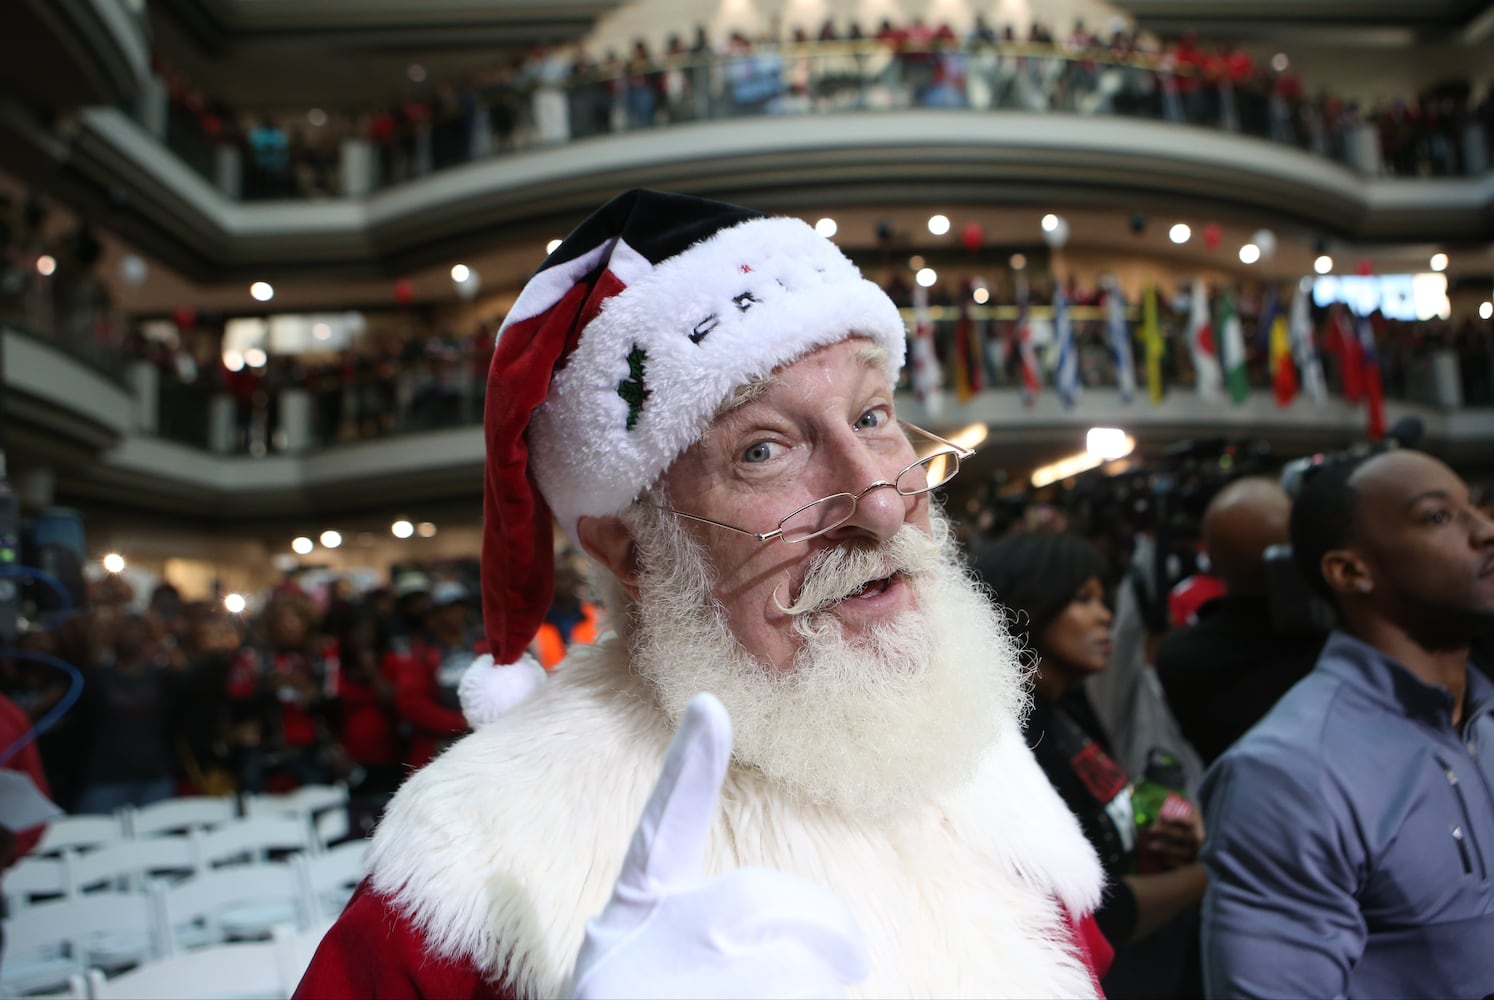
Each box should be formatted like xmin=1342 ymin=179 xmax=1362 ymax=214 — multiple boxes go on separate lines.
xmin=3 ymin=41 xmax=1490 ymax=287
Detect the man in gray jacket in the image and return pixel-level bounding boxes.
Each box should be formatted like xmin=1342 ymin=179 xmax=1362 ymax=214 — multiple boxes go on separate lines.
xmin=1198 ymin=447 xmax=1494 ymax=998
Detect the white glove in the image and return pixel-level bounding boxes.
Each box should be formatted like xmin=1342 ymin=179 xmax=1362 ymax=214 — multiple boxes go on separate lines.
xmin=568 ymin=693 xmax=870 ymax=1000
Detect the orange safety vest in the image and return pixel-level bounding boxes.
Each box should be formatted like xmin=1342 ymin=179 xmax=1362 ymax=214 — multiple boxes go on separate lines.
xmin=531 ymin=602 xmax=601 ymax=669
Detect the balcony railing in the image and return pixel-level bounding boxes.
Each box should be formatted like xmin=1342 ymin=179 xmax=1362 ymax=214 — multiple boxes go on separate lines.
xmin=137 ymin=40 xmax=1491 ymax=203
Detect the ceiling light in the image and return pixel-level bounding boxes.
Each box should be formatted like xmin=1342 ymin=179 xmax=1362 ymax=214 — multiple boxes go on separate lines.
xmin=416 ymin=521 xmax=437 ymax=538
xmin=391 ymin=519 xmax=414 ymax=539
xmin=291 ymin=536 xmax=314 ymax=554
xmin=1314 ymin=255 xmax=1334 ymax=274
xmin=450 ymin=264 xmax=470 ymax=283
xmin=102 ymin=553 xmax=125 ymax=574
xmin=927 ymin=214 xmax=950 ymax=236
xmin=319 ymin=530 xmax=343 ymax=549
xmin=814 ymin=218 xmax=838 ymax=238
xmin=972 ymin=286 xmax=990 ymax=304
xmin=915 ymin=267 xmax=937 ymax=288
xmin=1481 ymin=301 xmax=1493 ymax=320
xmin=1168 ymin=223 xmax=1191 ymax=244
xmin=244 ymin=348 xmax=268 ymax=368
xmin=1429 ymin=252 xmax=1448 ymax=272
xmin=1086 ymin=427 xmax=1134 ymax=461
xmin=1238 ymin=243 xmax=1261 ymax=265
xmin=250 ymin=281 xmax=274 ymax=302
xmin=224 ymin=593 xmax=247 ymax=614
xmin=36 ymin=255 xmax=56 ymax=276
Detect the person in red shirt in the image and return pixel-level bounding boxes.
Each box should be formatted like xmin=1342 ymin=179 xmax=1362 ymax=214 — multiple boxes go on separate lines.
xmin=384 ymin=582 xmax=482 ymax=772
xmin=1 ymin=691 xmax=53 ymax=867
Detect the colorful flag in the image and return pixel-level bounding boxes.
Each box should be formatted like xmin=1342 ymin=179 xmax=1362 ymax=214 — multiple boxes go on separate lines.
xmin=1054 ymin=283 xmax=1079 ymax=408
xmin=1326 ymin=304 xmax=1364 ymax=403
xmin=1218 ymin=289 xmax=1249 ymax=405
xmin=1356 ymin=310 xmax=1385 ymax=441
xmin=1142 ymin=284 xmax=1165 ymax=403
xmin=1289 ymin=281 xmax=1327 ymax=405
xmin=1106 ymin=283 xmax=1136 ymax=404
xmin=910 ymin=282 xmax=943 ymax=416
xmin=1268 ymin=300 xmax=1297 ymax=407
xmin=1015 ymin=274 xmax=1040 ymax=405
xmin=1187 ymin=278 xmax=1222 ymax=400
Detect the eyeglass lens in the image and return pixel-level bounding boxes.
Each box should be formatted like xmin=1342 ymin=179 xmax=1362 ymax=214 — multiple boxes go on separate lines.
xmin=777 ymin=452 xmax=961 ymax=542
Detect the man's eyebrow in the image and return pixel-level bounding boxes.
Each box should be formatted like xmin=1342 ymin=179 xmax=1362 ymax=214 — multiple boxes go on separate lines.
xmin=1402 ymin=488 xmax=1460 ymax=510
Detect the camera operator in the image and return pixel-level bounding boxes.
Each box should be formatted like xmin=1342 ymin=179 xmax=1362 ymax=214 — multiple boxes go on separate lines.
xmin=1154 ymin=477 xmax=1325 ymax=765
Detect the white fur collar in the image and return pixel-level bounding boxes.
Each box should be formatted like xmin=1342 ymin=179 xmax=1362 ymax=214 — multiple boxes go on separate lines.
xmin=369 ymin=638 xmax=1104 ymax=998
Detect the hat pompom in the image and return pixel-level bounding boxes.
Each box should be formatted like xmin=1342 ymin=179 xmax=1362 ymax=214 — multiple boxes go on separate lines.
xmin=459 ymin=653 xmax=547 ymax=727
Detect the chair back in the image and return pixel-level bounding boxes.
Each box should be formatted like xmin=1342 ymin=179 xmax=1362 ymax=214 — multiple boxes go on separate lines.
xmin=4 ymin=853 xmax=73 ymax=910
xmin=34 ymin=814 xmax=125 ymax=856
xmin=65 ymin=836 xmax=199 ymax=894
xmin=294 ymin=841 xmax=367 ymax=921
xmin=191 ymin=814 xmax=312 ymax=869
xmin=123 ymin=796 xmax=237 ymax=838
xmin=86 ymin=936 xmax=294 ymax=999
xmin=155 ymin=862 xmax=306 ymax=953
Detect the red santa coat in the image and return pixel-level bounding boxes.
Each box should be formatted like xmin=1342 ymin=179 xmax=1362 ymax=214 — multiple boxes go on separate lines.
xmin=297 ymin=640 xmax=1111 ymax=998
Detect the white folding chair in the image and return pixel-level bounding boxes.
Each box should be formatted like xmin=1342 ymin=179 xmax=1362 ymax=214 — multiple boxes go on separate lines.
xmin=0 ymin=892 xmax=164 ymax=996
xmin=85 ymin=933 xmax=300 ymax=1000
xmin=243 ymin=783 xmax=349 ymax=853
xmin=294 ymin=840 xmax=367 ymax=922
xmin=64 ymin=837 xmax=199 ymax=895
xmin=153 ymin=862 xmax=306 ymax=953
xmin=191 ymin=815 xmax=312 ymax=870
xmin=122 ymin=796 xmax=237 ymax=839
xmin=4 ymin=853 xmax=72 ymax=912
xmin=278 ymin=918 xmax=336 ymax=996
xmin=34 ymin=814 xmax=125 ymax=856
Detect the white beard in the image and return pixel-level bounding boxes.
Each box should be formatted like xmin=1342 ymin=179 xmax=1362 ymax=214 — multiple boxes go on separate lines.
xmin=608 ymin=504 xmax=1032 ymax=818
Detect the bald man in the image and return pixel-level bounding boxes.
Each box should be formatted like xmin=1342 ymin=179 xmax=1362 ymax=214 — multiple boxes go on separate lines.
xmin=1155 ymin=476 xmax=1325 ymax=763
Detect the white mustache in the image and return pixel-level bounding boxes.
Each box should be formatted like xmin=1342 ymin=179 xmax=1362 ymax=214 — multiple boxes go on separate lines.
xmin=774 ymin=525 xmax=941 ymax=616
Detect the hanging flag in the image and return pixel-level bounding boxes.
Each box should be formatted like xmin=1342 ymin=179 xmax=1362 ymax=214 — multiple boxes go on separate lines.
xmin=1256 ymin=286 xmax=1280 ymax=358
xmin=1289 ymin=281 xmax=1328 ymax=405
xmin=1105 ymin=282 xmax=1137 ymax=404
xmin=1326 ymin=304 xmax=1364 ymax=402
xmin=1268 ymin=297 xmax=1297 ymax=407
xmin=1187 ymin=278 xmax=1223 ymax=400
xmin=954 ymin=284 xmax=974 ymax=404
xmin=911 ymin=282 xmax=943 ymax=416
xmin=1356 ymin=310 xmax=1385 ymax=441
xmin=1142 ymin=284 xmax=1165 ymax=403
xmin=1054 ymin=282 xmax=1079 ymax=408
xmin=1015 ymin=274 xmax=1041 ymax=405
xmin=965 ymin=284 xmax=984 ymax=396
xmin=1218 ymin=288 xmax=1249 ymax=404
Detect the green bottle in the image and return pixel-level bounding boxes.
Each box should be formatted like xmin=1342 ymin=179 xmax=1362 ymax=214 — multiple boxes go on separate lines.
xmin=1132 ymin=747 xmax=1187 ymax=873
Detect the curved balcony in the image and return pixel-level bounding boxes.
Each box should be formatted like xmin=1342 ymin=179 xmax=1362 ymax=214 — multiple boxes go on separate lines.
xmin=8 ymin=42 xmax=1489 ymax=283
xmin=6 ymin=310 xmax=1490 ymax=526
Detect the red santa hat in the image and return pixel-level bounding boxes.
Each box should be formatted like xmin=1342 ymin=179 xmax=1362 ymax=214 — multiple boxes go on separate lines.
xmin=459 ymin=189 xmax=908 ymax=726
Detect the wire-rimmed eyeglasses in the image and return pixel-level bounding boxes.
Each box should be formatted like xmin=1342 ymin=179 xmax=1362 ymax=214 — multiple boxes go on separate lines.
xmin=646 ymin=421 xmax=975 ymax=544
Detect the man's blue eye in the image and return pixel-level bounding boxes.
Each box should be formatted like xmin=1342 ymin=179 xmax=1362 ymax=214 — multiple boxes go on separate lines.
xmin=857 ymin=409 xmax=885 ymax=429
xmin=743 ymin=442 xmax=772 ymax=463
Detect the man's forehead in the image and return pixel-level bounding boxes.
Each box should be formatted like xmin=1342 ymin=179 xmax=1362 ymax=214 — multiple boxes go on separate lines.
xmin=713 ymin=339 xmax=892 ymax=422
xmin=1351 ymin=450 xmax=1464 ymax=509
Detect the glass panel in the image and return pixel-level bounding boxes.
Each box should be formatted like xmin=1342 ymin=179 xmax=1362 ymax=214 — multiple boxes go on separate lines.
xmin=780 ymin=494 xmax=857 ymax=543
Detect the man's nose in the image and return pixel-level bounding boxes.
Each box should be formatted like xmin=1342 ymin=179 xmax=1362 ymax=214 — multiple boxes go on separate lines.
xmin=818 ymin=446 xmax=912 ymax=544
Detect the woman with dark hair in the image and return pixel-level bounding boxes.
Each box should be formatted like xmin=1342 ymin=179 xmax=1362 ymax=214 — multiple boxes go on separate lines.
xmin=972 ymin=531 xmax=1207 ymax=998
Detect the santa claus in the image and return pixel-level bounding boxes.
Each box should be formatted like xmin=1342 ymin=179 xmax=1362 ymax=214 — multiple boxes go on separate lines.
xmin=295 ymin=190 xmax=1109 ymax=998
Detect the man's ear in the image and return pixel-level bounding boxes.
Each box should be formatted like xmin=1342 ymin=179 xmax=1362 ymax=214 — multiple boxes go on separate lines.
xmin=1321 ymin=548 xmax=1373 ymax=597
xmin=578 ymin=515 xmax=642 ymax=601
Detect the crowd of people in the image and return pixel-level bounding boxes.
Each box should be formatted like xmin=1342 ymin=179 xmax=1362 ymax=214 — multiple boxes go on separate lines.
xmin=145 ymin=17 xmax=1492 ymax=202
